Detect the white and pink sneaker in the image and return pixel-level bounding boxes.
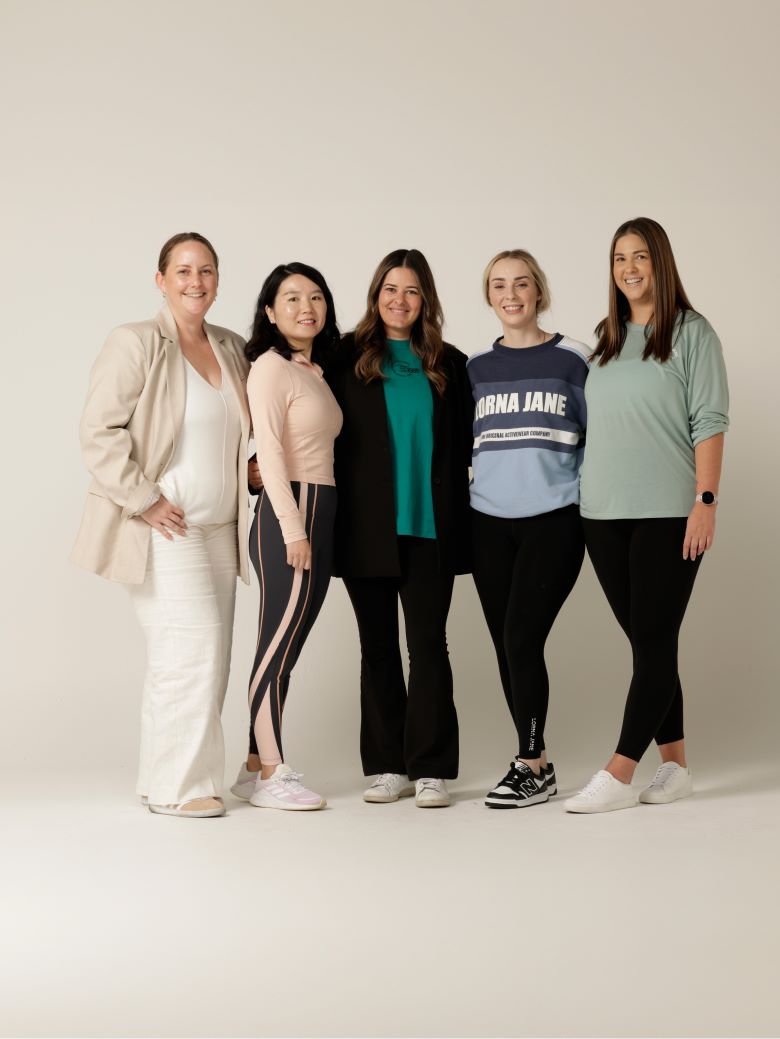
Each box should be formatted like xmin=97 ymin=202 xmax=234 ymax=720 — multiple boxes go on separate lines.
xmin=249 ymin=764 xmax=326 ymax=811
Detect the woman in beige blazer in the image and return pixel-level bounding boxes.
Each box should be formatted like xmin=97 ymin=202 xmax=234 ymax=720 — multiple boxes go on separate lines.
xmin=72 ymin=232 xmax=253 ymax=818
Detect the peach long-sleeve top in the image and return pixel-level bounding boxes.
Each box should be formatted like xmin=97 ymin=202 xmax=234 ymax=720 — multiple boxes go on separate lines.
xmin=247 ymin=348 xmax=343 ymax=543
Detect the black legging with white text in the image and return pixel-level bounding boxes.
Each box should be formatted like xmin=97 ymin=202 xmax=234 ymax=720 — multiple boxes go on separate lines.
xmin=471 ymin=504 xmax=585 ymax=758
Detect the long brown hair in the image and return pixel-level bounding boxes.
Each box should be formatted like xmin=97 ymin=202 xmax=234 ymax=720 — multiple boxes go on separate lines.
xmin=592 ymin=217 xmax=695 ymax=366
xmin=353 ymin=249 xmax=447 ymax=394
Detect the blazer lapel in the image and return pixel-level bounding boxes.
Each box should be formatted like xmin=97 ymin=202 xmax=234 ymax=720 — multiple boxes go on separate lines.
xmin=206 ymin=324 xmax=251 ymax=440
xmin=156 ymin=306 xmax=186 ymax=461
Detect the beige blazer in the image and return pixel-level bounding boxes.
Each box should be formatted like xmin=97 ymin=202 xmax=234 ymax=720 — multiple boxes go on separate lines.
xmin=71 ymin=305 xmax=251 ymax=585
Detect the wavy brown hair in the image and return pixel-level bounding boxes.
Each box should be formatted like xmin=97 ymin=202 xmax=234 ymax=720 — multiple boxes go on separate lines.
xmin=353 ymin=249 xmax=447 ymax=394
xmin=592 ymin=217 xmax=696 ymax=366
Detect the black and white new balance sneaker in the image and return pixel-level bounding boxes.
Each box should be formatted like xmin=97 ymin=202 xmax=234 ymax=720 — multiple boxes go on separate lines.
xmin=544 ymin=762 xmax=557 ymax=796
xmin=485 ymin=761 xmax=549 ymax=809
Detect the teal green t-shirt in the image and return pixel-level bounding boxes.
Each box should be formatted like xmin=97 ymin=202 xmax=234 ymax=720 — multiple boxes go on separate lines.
xmin=580 ymin=313 xmax=729 ymax=519
xmin=381 ymin=339 xmax=436 ymax=539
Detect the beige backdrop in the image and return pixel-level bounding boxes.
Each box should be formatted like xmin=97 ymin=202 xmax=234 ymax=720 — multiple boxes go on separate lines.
xmin=2 ymin=1 xmax=779 ymax=1036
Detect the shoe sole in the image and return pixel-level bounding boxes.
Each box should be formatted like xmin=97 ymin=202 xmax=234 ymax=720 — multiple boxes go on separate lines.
xmin=485 ymin=791 xmax=549 ymax=808
xmin=415 ymin=799 xmax=451 ymax=808
xmin=249 ymin=796 xmax=326 ymax=811
xmin=148 ymin=804 xmax=225 ymax=818
xmin=363 ymin=788 xmax=415 ymax=803
xmin=564 ymin=798 xmax=637 ymax=814
xmin=639 ymin=786 xmax=693 ymax=804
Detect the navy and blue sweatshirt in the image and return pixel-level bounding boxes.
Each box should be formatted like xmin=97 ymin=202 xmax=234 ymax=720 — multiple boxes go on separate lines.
xmin=466 ymin=334 xmax=590 ymax=518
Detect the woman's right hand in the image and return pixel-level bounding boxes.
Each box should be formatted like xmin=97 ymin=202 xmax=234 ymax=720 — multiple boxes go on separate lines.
xmin=286 ymin=537 xmax=311 ymax=571
xmin=141 ymin=495 xmax=187 ymax=540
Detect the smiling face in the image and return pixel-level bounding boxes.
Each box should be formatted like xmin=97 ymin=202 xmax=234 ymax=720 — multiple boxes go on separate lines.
xmin=155 ymin=241 xmax=218 ymax=324
xmin=613 ymin=233 xmax=655 ymax=317
xmin=487 ymin=257 xmax=541 ymax=331
xmin=378 ymin=267 xmax=423 ymax=340
xmin=265 ymin=274 xmax=327 ymax=352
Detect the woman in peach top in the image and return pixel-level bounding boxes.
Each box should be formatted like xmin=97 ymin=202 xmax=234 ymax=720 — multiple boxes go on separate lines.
xmin=232 ymin=263 xmax=343 ymax=811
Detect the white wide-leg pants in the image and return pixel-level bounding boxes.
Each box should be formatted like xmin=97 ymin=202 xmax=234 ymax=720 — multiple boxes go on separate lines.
xmin=127 ymin=522 xmax=238 ymax=805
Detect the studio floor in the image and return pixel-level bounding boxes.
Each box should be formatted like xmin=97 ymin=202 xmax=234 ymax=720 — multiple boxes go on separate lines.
xmin=4 ymin=761 xmax=779 ymax=1039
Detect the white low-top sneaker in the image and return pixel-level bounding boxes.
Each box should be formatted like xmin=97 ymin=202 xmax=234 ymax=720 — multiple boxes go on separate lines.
xmin=564 ymin=770 xmax=637 ymax=814
xmin=363 ymin=773 xmax=415 ymax=803
xmin=639 ymin=762 xmax=693 ymax=804
xmin=249 ymin=764 xmax=326 ymax=811
xmin=415 ymin=778 xmax=451 ymax=808
xmin=231 ymin=762 xmax=260 ymax=801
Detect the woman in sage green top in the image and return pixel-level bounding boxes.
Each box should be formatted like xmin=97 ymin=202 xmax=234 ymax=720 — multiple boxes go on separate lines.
xmin=328 ymin=249 xmax=473 ymax=809
xmin=566 ymin=217 xmax=729 ymax=815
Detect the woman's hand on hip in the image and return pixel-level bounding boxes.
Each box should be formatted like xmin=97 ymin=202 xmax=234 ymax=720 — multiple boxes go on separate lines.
xmin=141 ymin=495 xmax=187 ymax=541
xmin=286 ymin=537 xmax=311 ymax=571
xmin=683 ymin=503 xmax=716 ymax=560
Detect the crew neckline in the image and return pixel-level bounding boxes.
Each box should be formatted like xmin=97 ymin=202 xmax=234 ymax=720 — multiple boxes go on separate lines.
xmin=493 ymin=332 xmax=562 ymax=356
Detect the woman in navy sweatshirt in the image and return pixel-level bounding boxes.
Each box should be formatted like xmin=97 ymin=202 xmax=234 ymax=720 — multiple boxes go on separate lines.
xmin=468 ymin=250 xmax=589 ymax=809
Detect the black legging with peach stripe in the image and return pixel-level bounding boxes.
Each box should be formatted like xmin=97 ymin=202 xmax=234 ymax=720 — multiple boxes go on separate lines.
xmin=247 ymin=482 xmax=336 ymax=766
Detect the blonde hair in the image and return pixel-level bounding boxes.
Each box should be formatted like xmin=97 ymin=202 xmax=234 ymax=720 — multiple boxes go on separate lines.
xmin=482 ymin=249 xmax=551 ymax=313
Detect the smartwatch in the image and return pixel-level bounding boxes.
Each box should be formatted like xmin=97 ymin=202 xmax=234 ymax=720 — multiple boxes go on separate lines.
xmin=695 ymin=491 xmax=718 ymax=505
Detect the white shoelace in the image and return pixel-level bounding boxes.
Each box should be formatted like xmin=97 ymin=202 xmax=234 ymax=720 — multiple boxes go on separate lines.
xmin=372 ymin=773 xmax=399 ymax=789
xmin=417 ymin=778 xmax=443 ymax=793
xmin=578 ymin=772 xmax=613 ymax=799
xmin=278 ymin=770 xmax=306 ymax=791
xmin=649 ymin=763 xmax=680 ymax=787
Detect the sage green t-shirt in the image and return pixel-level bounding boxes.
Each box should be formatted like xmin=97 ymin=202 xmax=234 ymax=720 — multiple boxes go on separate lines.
xmin=580 ymin=314 xmax=729 ymax=519
xmin=381 ymin=339 xmax=436 ymax=539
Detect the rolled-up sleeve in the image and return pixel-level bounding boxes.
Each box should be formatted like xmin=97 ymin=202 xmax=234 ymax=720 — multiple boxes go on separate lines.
xmin=687 ymin=319 xmax=730 ymax=446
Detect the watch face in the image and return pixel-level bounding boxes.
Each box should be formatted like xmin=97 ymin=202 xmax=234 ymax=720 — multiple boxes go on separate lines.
xmin=701 ymin=491 xmax=715 ymax=505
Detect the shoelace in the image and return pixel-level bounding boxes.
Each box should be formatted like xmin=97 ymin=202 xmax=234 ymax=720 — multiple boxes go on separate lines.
xmin=278 ymin=770 xmax=306 ymax=791
xmin=417 ymin=778 xmax=442 ymax=792
xmin=373 ymin=773 xmax=398 ymax=788
xmin=649 ymin=763 xmax=679 ymax=787
xmin=579 ymin=772 xmax=612 ymax=799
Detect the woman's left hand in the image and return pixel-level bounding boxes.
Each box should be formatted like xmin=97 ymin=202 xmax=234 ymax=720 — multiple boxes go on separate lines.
xmin=683 ymin=503 xmax=716 ymax=560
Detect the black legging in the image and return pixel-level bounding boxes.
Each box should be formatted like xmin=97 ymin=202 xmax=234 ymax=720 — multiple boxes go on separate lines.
xmin=343 ymin=536 xmax=458 ymax=780
xmin=471 ymin=504 xmax=585 ymax=758
xmin=582 ymin=517 xmax=703 ymax=762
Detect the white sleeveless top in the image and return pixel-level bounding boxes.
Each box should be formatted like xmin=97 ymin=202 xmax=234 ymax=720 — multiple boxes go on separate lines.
xmin=159 ymin=358 xmax=242 ymax=525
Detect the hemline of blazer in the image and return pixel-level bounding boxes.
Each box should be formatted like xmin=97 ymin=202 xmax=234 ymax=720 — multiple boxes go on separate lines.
xmin=71 ymin=305 xmax=252 ymax=585
xmin=327 ymin=334 xmax=473 ymax=579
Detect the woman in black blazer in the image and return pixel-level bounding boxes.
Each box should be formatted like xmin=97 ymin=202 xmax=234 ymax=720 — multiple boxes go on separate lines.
xmin=327 ymin=249 xmax=473 ymax=808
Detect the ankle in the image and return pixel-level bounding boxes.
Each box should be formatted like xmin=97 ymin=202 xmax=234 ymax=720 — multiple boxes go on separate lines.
xmin=247 ymin=754 xmax=261 ymax=772
xmin=658 ymin=740 xmax=687 ymax=768
xmin=605 ymin=753 xmax=637 ymax=785
xmin=517 ymin=757 xmax=542 ymax=775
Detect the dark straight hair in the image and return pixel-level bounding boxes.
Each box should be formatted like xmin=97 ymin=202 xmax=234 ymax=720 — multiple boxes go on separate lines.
xmin=245 ymin=262 xmax=340 ymax=366
xmin=353 ymin=248 xmax=447 ymax=395
xmin=592 ymin=217 xmax=696 ymax=366
xmin=158 ymin=232 xmax=219 ymax=273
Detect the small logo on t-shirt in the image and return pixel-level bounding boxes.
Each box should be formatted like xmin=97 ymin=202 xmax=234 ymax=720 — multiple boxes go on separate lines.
xmin=392 ymin=360 xmax=420 ymax=376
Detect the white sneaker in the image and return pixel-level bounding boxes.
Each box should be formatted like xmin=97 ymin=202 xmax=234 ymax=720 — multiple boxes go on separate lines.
xmin=249 ymin=764 xmax=326 ymax=811
xmin=639 ymin=762 xmax=693 ymax=804
xmin=363 ymin=773 xmax=415 ymax=803
xmin=231 ymin=762 xmax=260 ymax=801
xmin=415 ymin=778 xmax=451 ymax=808
xmin=564 ymin=770 xmax=637 ymax=814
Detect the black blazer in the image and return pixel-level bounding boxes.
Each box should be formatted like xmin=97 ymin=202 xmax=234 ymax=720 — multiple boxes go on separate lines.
xmin=327 ymin=333 xmax=473 ymax=578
